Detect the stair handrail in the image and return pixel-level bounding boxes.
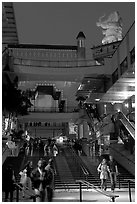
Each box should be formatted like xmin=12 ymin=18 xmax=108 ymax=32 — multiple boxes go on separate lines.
xmin=68 ymin=146 xmax=89 ymax=177
xmin=14 ymin=182 xmax=36 ymax=202
xmin=117 ymin=112 xmax=135 ymax=140
xmin=76 ymin=179 xmax=119 ymax=202
xmin=2 ymin=144 xmax=9 ymax=155
xmin=70 ymin=146 xmax=89 ymax=176
xmin=2 ymin=47 xmax=8 ymax=54
xmin=117 ymin=112 xmax=135 ymax=130
xmin=109 ymin=145 xmax=135 ymax=164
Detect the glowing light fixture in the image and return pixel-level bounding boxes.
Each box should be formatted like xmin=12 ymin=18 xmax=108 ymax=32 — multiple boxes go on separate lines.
xmin=95 ymin=98 xmax=100 ymax=101
xmin=125 ymin=103 xmax=129 ymax=108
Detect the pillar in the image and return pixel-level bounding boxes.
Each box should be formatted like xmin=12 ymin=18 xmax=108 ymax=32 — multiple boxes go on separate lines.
xmin=83 ymin=120 xmax=89 ymax=139
xmin=78 ymin=123 xmax=83 ymax=139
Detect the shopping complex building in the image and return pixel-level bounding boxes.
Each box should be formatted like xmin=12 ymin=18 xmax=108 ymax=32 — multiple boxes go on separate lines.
xmin=2 ymin=2 xmax=135 ymax=202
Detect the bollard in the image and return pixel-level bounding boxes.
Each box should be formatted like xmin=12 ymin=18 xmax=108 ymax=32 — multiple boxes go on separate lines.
xmin=118 ymin=174 xmax=120 ymax=189
xmin=33 ymin=196 xmax=36 ymax=202
xmin=111 ymin=197 xmax=115 ymax=202
xmin=79 ymin=182 xmax=82 ymax=202
xmin=16 ymin=185 xmax=19 ymax=202
xmin=128 ymin=180 xmax=132 ymax=202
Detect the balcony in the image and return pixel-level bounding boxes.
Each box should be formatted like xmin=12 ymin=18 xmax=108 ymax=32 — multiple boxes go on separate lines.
xmin=28 ymin=106 xmax=79 ymax=113
xmin=17 ymin=107 xmax=80 ymax=122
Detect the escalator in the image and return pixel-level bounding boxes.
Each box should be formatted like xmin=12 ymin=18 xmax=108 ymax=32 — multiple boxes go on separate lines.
xmin=88 ymin=111 xmax=135 ymax=176
xmin=113 ymin=111 xmax=135 ymax=155
xmin=109 ymin=112 xmax=135 ymax=176
xmin=117 ymin=112 xmax=135 ymax=139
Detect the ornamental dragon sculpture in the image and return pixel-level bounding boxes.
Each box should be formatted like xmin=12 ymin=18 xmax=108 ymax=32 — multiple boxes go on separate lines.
xmin=96 ymin=11 xmax=123 ymax=44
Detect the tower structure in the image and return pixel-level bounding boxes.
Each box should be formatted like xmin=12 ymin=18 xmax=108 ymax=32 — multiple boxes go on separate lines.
xmin=76 ymin=31 xmax=86 ymax=59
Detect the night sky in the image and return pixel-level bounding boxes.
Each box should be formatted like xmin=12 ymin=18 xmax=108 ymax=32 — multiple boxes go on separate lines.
xmin=14 ymin=2 xmax=134 ymax=52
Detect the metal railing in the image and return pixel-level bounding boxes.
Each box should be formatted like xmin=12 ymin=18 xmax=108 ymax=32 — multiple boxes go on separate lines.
xmin=28 ymin=106 xmax=80 ymax=113
xmin=123 ymin=179 xmax=135 ymax=202
xmin=117 ymin=112 xmax=135 ymax=139
xmin=65 ymin=146 xmax=89 ymax=180
xmin=76 ymin=179 xmax=119 ymax=202
xmin=14 ymin=182 xmax=36 ymax=202
xmin=13 ymin=57 xmax=103 ymax=68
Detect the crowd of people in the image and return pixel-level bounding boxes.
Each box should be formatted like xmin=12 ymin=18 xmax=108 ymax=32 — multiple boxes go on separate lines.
xmin=3 ymin=158 xmax=55 ymax=202
xmin=18 ymin=137 xmax=58 ymax=158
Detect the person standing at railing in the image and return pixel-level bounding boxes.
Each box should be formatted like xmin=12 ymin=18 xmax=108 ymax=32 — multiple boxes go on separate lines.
xmin=97 ymin=158 xmax=110 ymax=191
xmin=108 ymin=155 xmax=119 ymax=192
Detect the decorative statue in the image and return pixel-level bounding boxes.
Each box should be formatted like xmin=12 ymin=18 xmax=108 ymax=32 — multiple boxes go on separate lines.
xmin=96 ymin=11 xmax=123 ymax=44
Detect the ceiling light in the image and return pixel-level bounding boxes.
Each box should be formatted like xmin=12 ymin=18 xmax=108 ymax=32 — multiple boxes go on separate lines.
xmin=125 ymin=103 xmax=129 ymax=108
xmin=78 ymin=84 xmax=82 ymax=90
xmin=95 ymin=99 xmax=100 ymax=101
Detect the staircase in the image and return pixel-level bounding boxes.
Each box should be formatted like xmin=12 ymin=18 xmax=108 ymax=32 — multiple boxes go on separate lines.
xmin=2 ymin=146 xmax=135 ymax=192
xmin=80 ymin=155 xmax=135 ymax=189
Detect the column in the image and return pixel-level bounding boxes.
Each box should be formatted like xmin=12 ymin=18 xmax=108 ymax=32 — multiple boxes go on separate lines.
xmin=78 ymin=124 xmax=83 ymax=139
xmin=83 ymin=120 xmax=89 ymax=139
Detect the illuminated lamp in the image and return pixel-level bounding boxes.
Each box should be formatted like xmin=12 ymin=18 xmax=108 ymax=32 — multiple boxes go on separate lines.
xmin=132 ymin=103 xmax=135 ymax=108
xmin=125 ymin=103 xmax=129 ymax=108
xmin=59 ymin=137 xmax=63 ymax=143
xmin=95 ymin=99 xmax=100 ymax=102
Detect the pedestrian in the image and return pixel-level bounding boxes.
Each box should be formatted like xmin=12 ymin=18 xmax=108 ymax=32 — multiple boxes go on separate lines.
xmin=3 ymin=165 xmax=15 ymax=202
xmin=97 ymin=158 xmax=110 ymax=191
xmin=26 ymin=143 xmax=30 ymax=156
xmin=53 ymin=144 xmax=58 ymax=157
xmin=31 ymin=159 xmax=48 ymax=202
xmin=108 ymin=155 xmax=119 ymax=192
xmin=45 ymin=159 xmax=55 ymax=202
xmin=25 ymin=161 xmax=33 ymax=189
xmin=19 ymin=168 xmax=28 ymax=197
xmin=44 ymin=143 xmax=48 ymax=156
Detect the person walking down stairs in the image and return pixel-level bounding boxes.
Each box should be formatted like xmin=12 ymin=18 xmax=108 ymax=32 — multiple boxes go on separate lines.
xmin=97 ymin=158 xmax=110 ymax=191
xmin=108 ymin=155 xmax=119 ymax=192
